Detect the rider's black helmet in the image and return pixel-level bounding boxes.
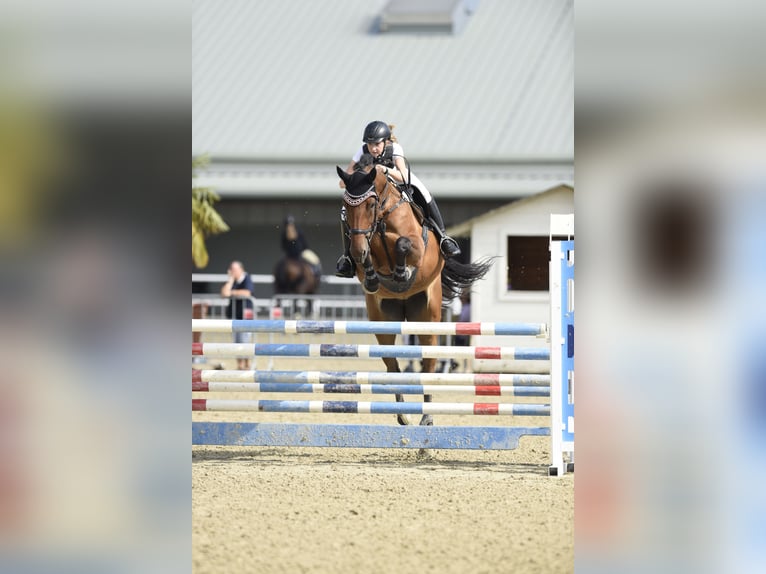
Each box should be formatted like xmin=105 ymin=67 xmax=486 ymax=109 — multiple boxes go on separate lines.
xmin=363 ymin=121 xmax=391 ymax=144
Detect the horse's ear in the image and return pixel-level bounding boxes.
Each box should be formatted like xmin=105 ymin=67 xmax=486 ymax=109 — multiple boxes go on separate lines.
xmin=365 ymin=166 xmax=377 ymax=184
xmin=336 ymin=166 xmax=349 ymax=183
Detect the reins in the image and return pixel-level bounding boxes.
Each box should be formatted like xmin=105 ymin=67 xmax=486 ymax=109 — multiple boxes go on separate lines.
xmin=343 ymin=173 xmax=411 ymax=272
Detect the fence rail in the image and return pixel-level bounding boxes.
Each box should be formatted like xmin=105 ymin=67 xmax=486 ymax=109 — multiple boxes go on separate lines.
xmin=192 ymin=273 xmax=464 ymax=321
xmin=191 ymin=294 xmax=370 ymax=320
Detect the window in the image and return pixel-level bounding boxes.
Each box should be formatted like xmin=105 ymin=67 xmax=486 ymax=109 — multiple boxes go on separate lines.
xmin=378 ymin=0 xmax=478 ymax=35
xmin=506 ymin=236 xmax=549 ymax=291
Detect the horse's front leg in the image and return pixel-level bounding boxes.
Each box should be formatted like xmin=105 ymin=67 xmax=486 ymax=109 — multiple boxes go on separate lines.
xmin=388 ymin=356 xmax=412 ymax=426
xmin=393 ymin=236 xmax=412 ymax=282
xmin=361 ymin=254 xmax=379 ymax=293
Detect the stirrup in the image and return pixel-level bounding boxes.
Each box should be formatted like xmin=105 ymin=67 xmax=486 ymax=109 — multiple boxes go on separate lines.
xmin=439 ymin=237 xmax=461 ymax=258
xmin=335 ymin=255 xmax=355 ymax=278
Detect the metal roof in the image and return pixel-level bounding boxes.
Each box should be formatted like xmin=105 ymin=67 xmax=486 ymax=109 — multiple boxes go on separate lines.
xmin=193 ymin=0 xmax=573 ymax=163
xmin=193 ymin=158 xmax=573 ymax=199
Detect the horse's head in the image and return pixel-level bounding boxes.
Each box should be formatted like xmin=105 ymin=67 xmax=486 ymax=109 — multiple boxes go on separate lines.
xmin=337 ymin=165 xmax=385 ymax=265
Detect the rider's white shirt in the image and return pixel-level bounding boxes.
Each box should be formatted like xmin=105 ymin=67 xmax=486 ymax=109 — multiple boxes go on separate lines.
xmin=350 ymin=142 xmax=432 ymax=202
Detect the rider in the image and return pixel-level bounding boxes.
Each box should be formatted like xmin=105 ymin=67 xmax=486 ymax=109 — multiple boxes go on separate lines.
xmin=281 ymin=214 xmax=308 ymax=259
xmin=281 ymin=214 xmax=322 ymax=273
xmin=335 ymin=121 xmax=461 ymax=278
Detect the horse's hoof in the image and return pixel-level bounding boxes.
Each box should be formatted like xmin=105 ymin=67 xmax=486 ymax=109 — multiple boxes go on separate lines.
xmin=419 ymin=414 xmax=433 ymax=427
xmin=397 ymin=414 xmax=411 ymax=426
xmin=417 ymin=448 xmax=434 ymax=460
xmin=364 ymin=279 xmax=379 ymax=293
xmin=393 ymin=267 xmax=411 ymax=283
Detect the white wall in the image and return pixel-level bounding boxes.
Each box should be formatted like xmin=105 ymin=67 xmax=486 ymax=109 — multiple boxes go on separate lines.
xmin=466 ymin=187 xmax=573 ymax=371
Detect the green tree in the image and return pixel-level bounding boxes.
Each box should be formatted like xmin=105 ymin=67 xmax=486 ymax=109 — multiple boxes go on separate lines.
xmin=192 ymin=155 xmax=229 ymax=268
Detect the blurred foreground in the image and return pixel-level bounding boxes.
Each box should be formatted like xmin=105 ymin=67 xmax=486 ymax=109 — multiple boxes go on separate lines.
xmin=577 ymin=1 xmax=766 ymax=573
xmin=0 ymin=0 xmax=188 ymax=572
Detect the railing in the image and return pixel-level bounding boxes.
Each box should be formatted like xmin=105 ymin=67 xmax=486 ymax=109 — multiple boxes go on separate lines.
xmin=192 ymin=273 xmax=461 ymax=371
xmin=192 ymin=272 xmax=368 ymax=320
xmin=191 ymin=294 xmax=369 ymax=321
xmin=192 ymin=273 xmax=364 ymax=298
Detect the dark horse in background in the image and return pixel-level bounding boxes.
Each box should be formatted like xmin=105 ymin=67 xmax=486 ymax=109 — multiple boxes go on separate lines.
xmin=273 ymin=215 xmax=322 ymax=295
xmin=337 ymin=165 xmax=492 ymax=426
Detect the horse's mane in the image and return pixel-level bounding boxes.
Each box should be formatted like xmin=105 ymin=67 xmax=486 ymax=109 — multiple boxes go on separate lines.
xmin=352 ymin=153 xmax=374 ymax=172
xmin=344 ymin=165 xmax=426 ymax=228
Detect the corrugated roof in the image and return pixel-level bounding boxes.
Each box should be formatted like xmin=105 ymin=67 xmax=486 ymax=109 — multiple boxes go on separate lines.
xmin=193 ymin=0 xmax=573 ymax=162
xmin=193 ymin=159 xmax=573 ymax=199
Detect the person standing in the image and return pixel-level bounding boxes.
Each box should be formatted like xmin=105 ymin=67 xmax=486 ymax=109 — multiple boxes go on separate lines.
xmin=221 ymin=260 xmax=255 ymax=370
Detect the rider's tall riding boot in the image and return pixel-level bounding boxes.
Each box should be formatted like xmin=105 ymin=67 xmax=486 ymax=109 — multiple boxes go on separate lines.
xmin=334 ymin=212 xmax=356 ymax=278
xmin=426 ymin=200 xmax=461 ymax=258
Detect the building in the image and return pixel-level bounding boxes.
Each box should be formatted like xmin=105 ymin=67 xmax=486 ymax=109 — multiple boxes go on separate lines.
xmin=448 ymin=184 xmax=573 ymax=368
xmin=192 ymin=0 xmax=573 ymax=287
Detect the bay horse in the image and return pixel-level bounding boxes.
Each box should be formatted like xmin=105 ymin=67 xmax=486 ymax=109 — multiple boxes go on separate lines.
xmin=274 ymin=216 xmax=322 ymax=296
xmin=273 ymin=256 xmax=321 ymax=295
xmin=337 ymin=165 xmax=492 ymax=426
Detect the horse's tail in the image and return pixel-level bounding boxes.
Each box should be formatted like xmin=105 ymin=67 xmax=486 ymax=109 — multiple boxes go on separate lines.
xmin=440 ymin=257 xmax=494 ymax=303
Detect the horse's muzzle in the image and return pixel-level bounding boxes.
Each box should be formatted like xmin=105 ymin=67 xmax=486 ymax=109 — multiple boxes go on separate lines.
xmin=349 ymin=238 xmax=369 ymax=266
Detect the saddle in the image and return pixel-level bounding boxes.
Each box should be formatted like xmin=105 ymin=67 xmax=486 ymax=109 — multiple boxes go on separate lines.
xmin=396 ymin=183 xmax=429 ymax=229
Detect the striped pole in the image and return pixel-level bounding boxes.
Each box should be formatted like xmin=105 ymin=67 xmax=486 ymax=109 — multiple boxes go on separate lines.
xmin=193 ymin=369 xmax=551 ymax=386
xmin=191 ymin=343 xmax=550 ymax=361
xmin=192 ymin=381 xmax=550 ymax=397
xmin=192 ymin=399 xmax=549 ymax=416
xmin=192 ymin=319 xmax=547 ymax=337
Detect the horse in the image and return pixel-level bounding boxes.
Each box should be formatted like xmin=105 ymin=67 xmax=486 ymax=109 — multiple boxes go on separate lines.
xmin=273 ymin=216 xmax=322 ymax=296
xmin=273 ymin=256 xmax=321 ymax=295
xmin=336 ymin=165 xmax=492 ymax=426
xmin=273 ymin=255 xmax=321 ymax=319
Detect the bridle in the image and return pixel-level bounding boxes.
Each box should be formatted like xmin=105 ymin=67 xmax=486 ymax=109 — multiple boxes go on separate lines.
xmin=343 ymin=176 xmax=408 ymax=237
xmin=342 ymin=175 xmax=409 ymax=265
xmin=342 ymin=183 xmax=379 ymax=239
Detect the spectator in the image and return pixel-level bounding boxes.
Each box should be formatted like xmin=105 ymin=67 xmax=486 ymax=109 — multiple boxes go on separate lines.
xmin=221 ymin=260 xmax=254 ymax=369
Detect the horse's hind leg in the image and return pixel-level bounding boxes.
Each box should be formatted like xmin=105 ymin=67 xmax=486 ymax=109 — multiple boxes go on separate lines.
xmin=408 ymin=286 xmax=442 ymax=427
xmin=375 ymin=331 xmax=411 ymax=426
xmin=417 ymin=334 xmax=436 ymax=427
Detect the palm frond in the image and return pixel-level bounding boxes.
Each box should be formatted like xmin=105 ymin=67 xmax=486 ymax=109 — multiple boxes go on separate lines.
xmin=192 ymin=224 xmax=210 ymax=268
xmin=192 ymin=154 xmax=228 ymax=268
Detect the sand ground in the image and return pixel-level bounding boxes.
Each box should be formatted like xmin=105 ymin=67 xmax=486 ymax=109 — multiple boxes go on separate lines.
xmin=192 ymin=332 xmax=573 ymax=574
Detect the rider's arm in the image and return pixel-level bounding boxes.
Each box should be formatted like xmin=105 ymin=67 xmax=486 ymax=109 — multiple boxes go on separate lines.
xmin=388 ymin=155 xmax=410 ymax=184
xmin=222 ymin=274 xmax=253 ymax=297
